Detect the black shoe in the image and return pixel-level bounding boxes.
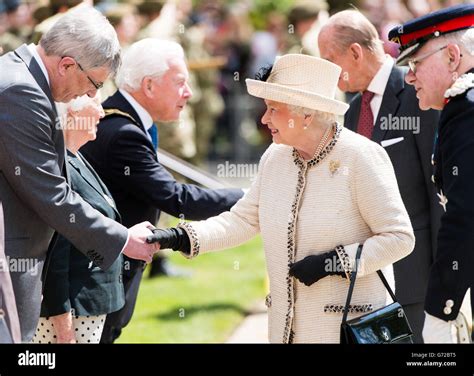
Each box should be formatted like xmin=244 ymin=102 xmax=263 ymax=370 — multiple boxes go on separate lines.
xmin=148 ymin=258 xmax=192 ymax=278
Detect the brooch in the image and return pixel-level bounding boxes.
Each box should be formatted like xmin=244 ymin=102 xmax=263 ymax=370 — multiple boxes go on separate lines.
xmin=329 ymin=160 xmax=340 ymax=176
xmin=437 ymin=190 xmax=448 ymax=212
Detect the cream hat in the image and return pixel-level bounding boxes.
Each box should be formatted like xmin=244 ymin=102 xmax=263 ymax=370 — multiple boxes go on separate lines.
xmin=246 ymin=54 xmax=349 ymax=115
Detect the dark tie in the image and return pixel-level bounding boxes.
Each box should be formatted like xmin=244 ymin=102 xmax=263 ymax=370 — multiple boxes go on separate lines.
xmin=148 ymin=123 xmax=159 ymax=150
xmin=357 ymin=91 xmax=375 ymax=139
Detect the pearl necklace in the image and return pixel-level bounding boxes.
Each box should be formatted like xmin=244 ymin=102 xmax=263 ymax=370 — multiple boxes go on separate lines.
xmin=309 ymin=122 xmax=333 ymax=160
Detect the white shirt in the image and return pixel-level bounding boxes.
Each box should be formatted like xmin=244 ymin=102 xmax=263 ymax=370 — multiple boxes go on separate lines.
xmin=27 ymin=43 xmax=50 ymax=85
xmin=119 ymin=89 xmax=154 ymax=142
xmin=366 ymin=55 xmax=394 ymax=125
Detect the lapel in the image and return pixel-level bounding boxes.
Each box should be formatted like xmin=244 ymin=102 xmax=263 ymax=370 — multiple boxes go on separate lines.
xmin=345 ymin=95 xmax=362 ymax=132
xmin=14 ymin=44 xmax=57 ymax=117
xmin=372 ymin=65 xmax=405 ymax=144
xmin=67 ymin=151 xmax=121 ymax=220
xmin=14 ymin=44 xmax=67 ymax=174
xmin=102 ymin=91 xmax=156 ymax=156
xmin=62 ymin=152 xmax=71 ymax=183
xmin=103 ymin=91 xmax=146 ymax=132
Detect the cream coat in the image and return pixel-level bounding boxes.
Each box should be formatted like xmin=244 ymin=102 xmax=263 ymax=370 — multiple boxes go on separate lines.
xmin=180 ymin=125 xmax=415 ymax=343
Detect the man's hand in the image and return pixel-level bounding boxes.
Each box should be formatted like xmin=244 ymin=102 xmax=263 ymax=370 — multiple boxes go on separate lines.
xmin=123 ymin=222 xmax=160 ymax=263
xmin=422 ymin=312 xmax=457 ymax=343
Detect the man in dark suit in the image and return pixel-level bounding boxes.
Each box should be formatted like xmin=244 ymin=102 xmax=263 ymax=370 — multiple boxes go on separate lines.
xmin=0 ymin=7 xmax=157 ymax=342
xmin=318 ymin=10 xmax=442 ymax=343
xmin=0 ymin=201 xmax=20 ymax=343
xmin=81 ymin=38 xmax=244 ymax=343
xmin=389 ymin=4 xmax=474 ymax=343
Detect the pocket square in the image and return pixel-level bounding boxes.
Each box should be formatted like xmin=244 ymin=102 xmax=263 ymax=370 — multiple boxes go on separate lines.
xmin=381 ymin=137 xmax=404 ymax=148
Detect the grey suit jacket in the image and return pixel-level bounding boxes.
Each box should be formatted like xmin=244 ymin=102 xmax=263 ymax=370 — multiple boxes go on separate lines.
xmin=0 ymin=44 xmax=128 ymax=341
xmin=344 ymin=65 xmax=442 ymax=305
xmin=0 ymin=201 xmax=21 ymax=343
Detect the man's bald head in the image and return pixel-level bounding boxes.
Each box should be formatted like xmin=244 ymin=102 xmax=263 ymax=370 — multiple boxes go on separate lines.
xmin=319 ymin=10 xmax=384 ymax=56
xmin=318 ymin=10 xmax=386 ymax=93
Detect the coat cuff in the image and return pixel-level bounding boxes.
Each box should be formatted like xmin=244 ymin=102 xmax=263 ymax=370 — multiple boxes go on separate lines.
xmin=334 ymin=243 xmax=360 ymax=280
xmin=177 ymin=222 xmax=200 ymax=259
xmin=424 ymin=279 xmax=470 ymax=321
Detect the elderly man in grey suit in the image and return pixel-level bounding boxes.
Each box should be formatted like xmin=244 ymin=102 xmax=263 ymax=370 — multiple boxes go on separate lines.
xmin=318 ymin=10 xmax=442 ymax=343
xmin=0 ymin=7 xmax=158 ymax=342
xmin=0 ymin=201 xmax=21 ymax=343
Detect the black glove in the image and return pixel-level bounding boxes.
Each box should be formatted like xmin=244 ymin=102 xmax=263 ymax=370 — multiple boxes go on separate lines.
xmin=288 ymin=249 xmax=346 ymax=286
xmin=146 ymin=227 xmax=191 ymax=255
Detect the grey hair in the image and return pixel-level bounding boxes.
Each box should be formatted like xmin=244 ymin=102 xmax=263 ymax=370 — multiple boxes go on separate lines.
xmin=440 ymin=29 xmax=474 ymax=56
xmin=287 ymin=104 xmax=336 ymax=126
xmin=40 ymin=7 xmax=121 ymax=75
xmin=115 ymin=38 xmax=185 ymax=92
xmin=324 ymin=10 xmax=384 ymax=56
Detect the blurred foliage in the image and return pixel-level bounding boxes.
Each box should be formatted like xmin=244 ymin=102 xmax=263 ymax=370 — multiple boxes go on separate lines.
xmin=248 ymin=0 xmax=294 ymax=30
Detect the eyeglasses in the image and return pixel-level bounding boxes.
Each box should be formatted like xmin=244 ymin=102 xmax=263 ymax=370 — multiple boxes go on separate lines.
xmin=407 ymin=45 xmax=447 ymax=74
xmin=76 ymin=61 xmax=104 ymax=90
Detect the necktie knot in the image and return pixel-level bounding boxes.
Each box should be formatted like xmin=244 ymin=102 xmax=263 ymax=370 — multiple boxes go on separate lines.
xmin=361 ymin=90 xmax=375 ymax=104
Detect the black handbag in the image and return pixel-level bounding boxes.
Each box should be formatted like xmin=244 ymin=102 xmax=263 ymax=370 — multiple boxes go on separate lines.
xmin=340 ymin=244 xmax=414 ymax=344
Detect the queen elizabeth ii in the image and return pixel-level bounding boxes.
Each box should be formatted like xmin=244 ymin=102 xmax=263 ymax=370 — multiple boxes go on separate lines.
xmin=150 ymin=54 xmax=415 ymax=343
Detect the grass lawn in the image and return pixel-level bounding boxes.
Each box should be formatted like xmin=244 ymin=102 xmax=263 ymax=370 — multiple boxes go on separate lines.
xmin=117 ymin=235 xmax=267 ymax=343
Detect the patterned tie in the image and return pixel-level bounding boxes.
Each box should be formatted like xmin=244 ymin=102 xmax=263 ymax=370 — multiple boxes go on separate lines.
xmin=147 ymin=123 xmax=159 ymax=150
xmin=357 ymin=91 xmax=375 ymax=139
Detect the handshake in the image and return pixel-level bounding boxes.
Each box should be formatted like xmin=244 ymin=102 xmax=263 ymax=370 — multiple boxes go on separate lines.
xmin=146 ymin=227 xmax=191 ymax=255
xmin=123 ymin=223 xmax=190 ymax=263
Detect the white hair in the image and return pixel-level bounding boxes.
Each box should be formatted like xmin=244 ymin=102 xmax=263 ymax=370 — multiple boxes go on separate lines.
xmin=56 ymin=95 xmax=98 ymax=128
xmin=287 ymin=104 xmax=336 ymax=126
xmin=441 ymin=29 xmax=474 ymax=56
xmin=115 ymin=38 xmax=185 ymax=92
xmin=40 ymin=7 xmax=121 ymax=75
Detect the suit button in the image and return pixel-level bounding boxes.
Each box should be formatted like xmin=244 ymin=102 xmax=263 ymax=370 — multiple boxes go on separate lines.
xmin=446 ymin=299 xmax=454 ymax=308
xmin=443 ymin=307 xmax=452 ymax=315
xmin=431 ymin=175 xmax=436 ymax=183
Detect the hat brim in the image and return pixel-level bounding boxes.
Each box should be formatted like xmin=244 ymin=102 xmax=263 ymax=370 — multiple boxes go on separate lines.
xmin=395 ymin=43 xmax=422 ymax=66
xmin=246 ymin=79 xmax=349 ymax=115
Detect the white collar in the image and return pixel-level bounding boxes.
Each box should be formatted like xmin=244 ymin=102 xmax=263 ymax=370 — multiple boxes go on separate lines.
xmin=27 ymin=43 xmax=50 ymax=85
xmin=119 ymin=89 xmax=154 ymax=132
xmin=366 ymin=55 xmax=394 ymax=96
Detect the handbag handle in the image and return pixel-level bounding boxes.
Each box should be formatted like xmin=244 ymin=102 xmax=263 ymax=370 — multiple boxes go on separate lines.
xmin=341 ymin=244 xmax=398 ymax=325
